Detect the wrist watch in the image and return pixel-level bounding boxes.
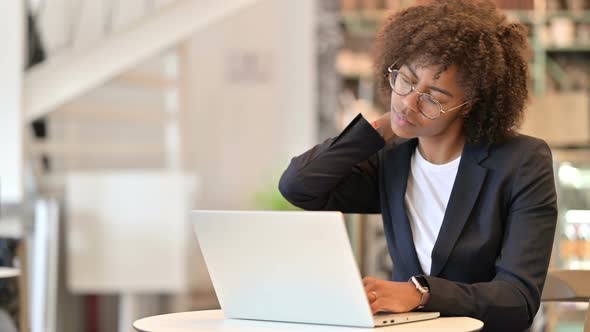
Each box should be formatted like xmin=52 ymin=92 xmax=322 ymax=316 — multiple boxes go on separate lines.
xmin=409 ymin=275 xmax=430 ymax=310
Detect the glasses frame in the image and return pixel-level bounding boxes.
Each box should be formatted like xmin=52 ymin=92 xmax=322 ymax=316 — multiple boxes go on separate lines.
xmin=387 ymin=62 xmax=474 ymax=120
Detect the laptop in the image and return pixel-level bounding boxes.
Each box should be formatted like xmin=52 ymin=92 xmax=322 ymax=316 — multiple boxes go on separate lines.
xmin=191 ymin=210 xmax=440 ymax=328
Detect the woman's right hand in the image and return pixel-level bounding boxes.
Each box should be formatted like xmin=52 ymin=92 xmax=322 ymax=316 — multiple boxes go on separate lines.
xmin=371 ymin=112 xmax=397 ymax=142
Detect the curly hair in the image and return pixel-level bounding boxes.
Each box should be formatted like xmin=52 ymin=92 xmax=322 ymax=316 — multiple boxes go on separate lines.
xmin=373 ymin=0 xmax=530 ymax=144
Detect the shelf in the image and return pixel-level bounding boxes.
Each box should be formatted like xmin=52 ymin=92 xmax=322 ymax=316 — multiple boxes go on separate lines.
xmin=340 ymin=73 xmax=372 ymax=80
xmin=546 ymin=10 xmax=590 ymax=22
xmin=563 ymin=259 xmax=590 ymax=269
xmin=505 ymin=10 xmax=590 ymax=23
xmin=344 ymin=10 xmax=590 ymax=30
xmin=504 ymin=10 xmax=535 ymax=23
xmin=545 ymin=45 xmax=590 ymax=52
xmin=565 ymin=210 xmax=590 ymax=224
xmin=341 ymin=10 xmax=388 ymax=38
xmin=339 ymin=8 xmax=590 ymax=96
xmin=552 ymin=302 xmax=590 ymax=311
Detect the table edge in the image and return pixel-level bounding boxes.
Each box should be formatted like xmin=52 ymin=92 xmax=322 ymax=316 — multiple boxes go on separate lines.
xmin=133 ymin=310 xmax=484 ymax=332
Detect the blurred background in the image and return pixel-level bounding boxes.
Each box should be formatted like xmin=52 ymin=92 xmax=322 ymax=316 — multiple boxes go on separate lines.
xmin=1 ymin=0 xmax=590 ymax=331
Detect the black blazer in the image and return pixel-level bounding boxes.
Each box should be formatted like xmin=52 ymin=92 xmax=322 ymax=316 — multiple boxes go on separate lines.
xmin=279 ymin=114 xmax=557 ymax=332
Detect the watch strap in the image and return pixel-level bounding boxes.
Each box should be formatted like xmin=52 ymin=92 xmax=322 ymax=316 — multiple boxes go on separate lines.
xmin=409 ymin=275 xmax=430 ymax=310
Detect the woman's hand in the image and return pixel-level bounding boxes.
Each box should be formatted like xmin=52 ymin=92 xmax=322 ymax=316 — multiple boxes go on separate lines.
xmin=363 ymin=276 xmax=421 ymax=314
xmin=371 ymin=112 xmax=397 ymax=143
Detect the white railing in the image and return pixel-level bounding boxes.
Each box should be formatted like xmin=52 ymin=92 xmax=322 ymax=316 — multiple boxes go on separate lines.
xmin=24 ymin=0 xmax=261 ymax=123
xmin=27 ymin=0 xmax=176 ymax=57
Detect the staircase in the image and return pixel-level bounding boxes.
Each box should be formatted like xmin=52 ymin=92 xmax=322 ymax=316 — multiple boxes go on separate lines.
xmin=25 ymin=0 xmax=261 ymax=122
xmin=23 ymin=0 xmax=264 ymax=195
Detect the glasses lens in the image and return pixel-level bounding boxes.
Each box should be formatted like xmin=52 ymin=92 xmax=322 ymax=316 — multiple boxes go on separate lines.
xmin=391 ymin=71 xmax=412 ymax=95
xmin=418 ymin=94 xmax=442 ymax=119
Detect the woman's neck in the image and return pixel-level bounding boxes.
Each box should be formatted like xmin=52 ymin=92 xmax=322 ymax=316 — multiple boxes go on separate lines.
xmin=418 ymin=131 xmax=465 ymax=164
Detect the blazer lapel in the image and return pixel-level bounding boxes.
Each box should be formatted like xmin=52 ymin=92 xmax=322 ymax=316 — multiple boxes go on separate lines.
xmin=384 ymin=138 xmax=424 ymax=276
xmin=429 ymin=141 xmax=489 ymax=276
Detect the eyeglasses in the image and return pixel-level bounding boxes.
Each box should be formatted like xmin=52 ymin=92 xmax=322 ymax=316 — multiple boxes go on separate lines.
xmin=387 ymin=63 xmax=473 ymax=120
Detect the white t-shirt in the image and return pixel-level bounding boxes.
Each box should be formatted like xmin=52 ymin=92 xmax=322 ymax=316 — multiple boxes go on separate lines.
xmin=404 ymin=147 xmax=461 ymax=275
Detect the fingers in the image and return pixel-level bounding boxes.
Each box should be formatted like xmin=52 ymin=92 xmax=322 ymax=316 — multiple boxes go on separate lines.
xmin=363 ymin=276 xmax=378 ymax=290
xmin=364 ymin=277 xmax=390 ymax=306
xmin=363 ymin=276 xmax=377 ymax=285
xmin=364 ymin=283 xmax=377 ymax=293
xmin=370 ymin=300 xmax=398 ymax=315
xmin=363 ymin=277 xmax=378 ymax=304
xmin=370 ymin=299 xmax=384 ymax=314
xmin=366 ymin=290 xmax=378 ymax=303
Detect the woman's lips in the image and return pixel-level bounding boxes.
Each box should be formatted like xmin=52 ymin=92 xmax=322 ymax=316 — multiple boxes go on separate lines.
xmin=392 ymin=110 xmax=415 ymax=127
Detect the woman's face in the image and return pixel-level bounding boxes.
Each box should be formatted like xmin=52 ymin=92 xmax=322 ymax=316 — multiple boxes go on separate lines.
xmin=389 ymin=61 xmax=469 ymax=140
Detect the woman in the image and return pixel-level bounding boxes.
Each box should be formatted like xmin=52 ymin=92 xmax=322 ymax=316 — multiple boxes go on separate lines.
xmin=279 ymin=1 xmax=557 ymax=331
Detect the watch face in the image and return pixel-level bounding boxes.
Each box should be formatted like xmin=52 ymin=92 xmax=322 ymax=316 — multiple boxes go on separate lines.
xmin=414 ymin=276 xmax=429 ymax=288
xmin=411 ymin=276 xmax=429 ymax=293
xmin=414 ymin=276 xmax=425 ymax=285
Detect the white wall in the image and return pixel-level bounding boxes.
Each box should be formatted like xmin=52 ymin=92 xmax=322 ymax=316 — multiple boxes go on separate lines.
xmin=184 ymin=0 xmax=316 ymax=210
xmin=0 ymin=2 xmax=24 ymax=204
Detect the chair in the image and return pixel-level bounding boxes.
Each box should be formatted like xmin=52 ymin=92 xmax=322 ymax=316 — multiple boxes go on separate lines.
xmin=541 ymin=270 xmax=590 ymax=332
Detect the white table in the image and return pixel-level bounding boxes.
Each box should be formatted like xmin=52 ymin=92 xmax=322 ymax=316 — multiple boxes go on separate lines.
xmin=133 ymin=310 xmax=484 ymax=332
xmin=0 ymin=267 xmax=19 ymax=279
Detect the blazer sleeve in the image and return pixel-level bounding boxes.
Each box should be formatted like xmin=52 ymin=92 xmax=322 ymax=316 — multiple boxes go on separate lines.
xmin=422 ymin=139 xmax=558 ymax=331
xmin=279 ymin=114 xmax=386 ymax=213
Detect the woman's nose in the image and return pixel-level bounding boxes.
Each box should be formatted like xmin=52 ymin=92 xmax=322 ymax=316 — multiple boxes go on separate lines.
xmin=400 ymin=89 xmax=420 ymax=114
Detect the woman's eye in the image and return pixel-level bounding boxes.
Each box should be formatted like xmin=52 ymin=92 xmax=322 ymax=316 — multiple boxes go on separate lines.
xmin=428 ymin=93 xmax=447 ymax=104
xmin=425 ymin=95 xmax=440 ymax=105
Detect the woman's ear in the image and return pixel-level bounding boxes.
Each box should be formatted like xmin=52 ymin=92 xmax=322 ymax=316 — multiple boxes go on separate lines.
xmin=461 ymin=97 xmax=479 ymax=118
xmin=461 ymin=105 xmax=473 ymax=118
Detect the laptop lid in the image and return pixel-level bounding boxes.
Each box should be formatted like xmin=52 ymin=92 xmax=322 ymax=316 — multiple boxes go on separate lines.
xmin=191 ymin=210 xmax=375 ymax=327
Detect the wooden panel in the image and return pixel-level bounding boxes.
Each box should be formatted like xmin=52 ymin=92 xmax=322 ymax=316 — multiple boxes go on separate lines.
xmin=55 ymin=103 xmax=169 ymax=122
xmin=112 ymin=71 xmax=177 ymax=89
xmin=17 ymin=242 xmax=29 ymax=332
xmin=520 ymin=93 xmax=590 ymax=146
xmin=28 ymin=142 xmax=164 ymax=157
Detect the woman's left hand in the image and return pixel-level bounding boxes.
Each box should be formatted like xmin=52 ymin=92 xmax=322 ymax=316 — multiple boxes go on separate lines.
xmin=363 ymin=276 xmax=422 ymax=314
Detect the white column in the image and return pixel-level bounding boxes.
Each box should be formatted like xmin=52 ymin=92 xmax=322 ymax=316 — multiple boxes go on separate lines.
xmin=277 ymin=0 xmax=317 ymax=157
xmin=163 ymin=52 xmax=181 ymax=171
xmin=0 ymin=1 xmax=24 ymax=205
